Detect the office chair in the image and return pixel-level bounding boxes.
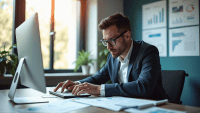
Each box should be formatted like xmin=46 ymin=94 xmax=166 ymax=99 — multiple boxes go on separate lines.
xmin=161 ymin=70 xmax=188 ymax=104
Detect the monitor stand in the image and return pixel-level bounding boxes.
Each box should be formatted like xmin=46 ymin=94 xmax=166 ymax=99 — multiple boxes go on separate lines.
xmin=8 ymin=58 xmax=49 ymax=104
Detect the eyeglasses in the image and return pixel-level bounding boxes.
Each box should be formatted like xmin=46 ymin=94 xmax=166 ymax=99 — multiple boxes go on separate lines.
xmin=100 ymin=31 xmax=127 ymax=46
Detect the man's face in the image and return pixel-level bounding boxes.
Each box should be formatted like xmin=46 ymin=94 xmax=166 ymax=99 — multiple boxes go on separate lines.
xmin=102 ymin=25 xmax=127 ymax=58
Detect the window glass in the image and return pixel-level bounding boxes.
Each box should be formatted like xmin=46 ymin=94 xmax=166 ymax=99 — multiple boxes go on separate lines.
xmin=26 ymin=0 xmax=80 ymax=70
xmin=54 ymin=0 xmax=79 ymax=69
xmin=0 ymin=0 xmax=13 ymax=51
xmin=26 ymin=0 xmax=51 ymax=69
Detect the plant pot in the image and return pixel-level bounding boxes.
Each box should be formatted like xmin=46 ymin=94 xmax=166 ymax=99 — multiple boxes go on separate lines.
xmin=0 ymin=66 xmax=6 ymax=77
xmin=81 ymin=65 xmax=90 ymax=75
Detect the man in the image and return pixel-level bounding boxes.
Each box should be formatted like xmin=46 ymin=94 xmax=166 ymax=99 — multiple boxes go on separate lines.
xmin=54 ymin=13 xmax=169 ymax=100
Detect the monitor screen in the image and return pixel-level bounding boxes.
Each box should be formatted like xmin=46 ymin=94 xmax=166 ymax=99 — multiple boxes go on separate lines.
xmin=8 ymin=13 xmax=48 ymax=104
xmin=15 ymin=12 xmax=46 ymax=93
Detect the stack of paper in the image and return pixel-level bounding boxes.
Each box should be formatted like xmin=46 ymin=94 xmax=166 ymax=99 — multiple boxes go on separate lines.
xmin=72 ymin=97 xmax=168 ymax=111
xmin=18 ymin=99 xmax=90 ymax=113
xmin=125 ymin=107 xmax=187 ymax=113
xmin=18 ymin=97 xmax=186 ymax=113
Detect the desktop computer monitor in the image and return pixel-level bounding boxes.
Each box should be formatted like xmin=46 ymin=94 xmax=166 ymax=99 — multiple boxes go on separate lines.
xmin=8 ymin=13 xmax=48 ymax=104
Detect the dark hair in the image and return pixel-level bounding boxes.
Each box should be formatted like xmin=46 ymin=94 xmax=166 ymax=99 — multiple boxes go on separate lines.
xmin=98 ymin=13 xmax=131 ymax=33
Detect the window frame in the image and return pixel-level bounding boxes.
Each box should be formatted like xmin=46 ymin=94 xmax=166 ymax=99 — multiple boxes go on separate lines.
xmin=11 ymin=0 xmax=85 ymax=74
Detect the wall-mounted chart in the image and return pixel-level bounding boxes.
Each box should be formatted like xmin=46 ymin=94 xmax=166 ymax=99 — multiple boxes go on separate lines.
xmin=169 ymin=26 xmax=199 ymax=56
xmin=143 ymin=28 xmax=167 ymax=57
xmin=142 ymin=1 xmax=167 ymax=30
xmin=169 ymin=0 xmax=199 ymax=28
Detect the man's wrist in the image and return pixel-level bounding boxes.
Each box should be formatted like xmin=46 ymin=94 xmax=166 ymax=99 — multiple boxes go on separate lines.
xmin=74 ymin=81 xmax=81 ymax=85
xmin=97 ymin=85 xmax=101 ymax=95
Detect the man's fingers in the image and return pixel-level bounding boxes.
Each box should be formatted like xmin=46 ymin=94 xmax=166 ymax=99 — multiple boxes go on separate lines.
xmin=70 ymin=82 xmax=100 ymax=96
xmin=72 ymin=85 xmax=90 ymax=95
xmin=54 ymin=82 xmax=63 ymax=92
xmin=54 ymin=80 xmax=77 ymax=92
xmin=71 ymin=85 xmax=78 ymax=94
xmin=61 ymin=81 xmax=69 ymax=93
xmin=77 ymin=89 xmax=88 ymax=96
xmin=68 ymin=85 xmax=75 ymax=91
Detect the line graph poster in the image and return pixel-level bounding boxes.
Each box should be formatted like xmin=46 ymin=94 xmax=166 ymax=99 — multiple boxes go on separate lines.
xmin=169 ymin=26 xmax=199 ymax=56
xmin=142 ymin=1 xmax=167 ymax=30
xmin=169 ymin=0 xmax=199 ymax=28
xmin=143 ymin=28 xmax=167 ymax=57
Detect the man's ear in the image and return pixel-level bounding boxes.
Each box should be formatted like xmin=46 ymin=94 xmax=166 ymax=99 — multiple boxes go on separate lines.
xmin=125 ymin=31 xmax=131 ymax=41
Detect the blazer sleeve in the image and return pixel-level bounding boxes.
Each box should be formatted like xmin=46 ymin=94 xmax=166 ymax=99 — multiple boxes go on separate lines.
xmin=104 ymin=45 xmax=161 ymax=98
xmin=78 ymin=54 xmax=112 ymax=85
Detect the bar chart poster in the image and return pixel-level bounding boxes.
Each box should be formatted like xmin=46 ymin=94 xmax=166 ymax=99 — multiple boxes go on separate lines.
xmin=169 ymin=0 xmax=199 ymax=28
xmin=169 ymin=26 xmax=199 ymax=56
xmin=143 ymin=28 xmax=167 ymax=57
xmin=142 ymin=1 xmax=167 ymax=30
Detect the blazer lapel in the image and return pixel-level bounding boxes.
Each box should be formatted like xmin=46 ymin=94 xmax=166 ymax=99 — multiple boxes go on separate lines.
xmin=127 ymin=41 xmax=140 ymax=80
xmin=113 ymin=58 xmax=120 ymax=83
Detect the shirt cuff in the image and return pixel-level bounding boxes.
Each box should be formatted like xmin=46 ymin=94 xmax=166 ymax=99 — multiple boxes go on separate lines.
xmin=100 ymin=84 xmax=105 ymax=97
xmin=74 ymin=81 xmax=81 ymax=85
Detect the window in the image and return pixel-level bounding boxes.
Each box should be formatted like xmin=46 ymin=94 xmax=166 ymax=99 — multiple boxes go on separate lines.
xmin=26 ymin=0 xmax=81 ymax=72
xmin=54 ymin=0 xmax=79 ymax=70
xmin=0 ymin=0 xmax=13 ymax=51
xmin=26 ymin=0 xmax=51 ymax=69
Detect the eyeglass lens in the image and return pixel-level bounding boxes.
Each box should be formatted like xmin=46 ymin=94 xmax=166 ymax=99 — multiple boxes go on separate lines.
xmin=102 ymin=40 xmax=115 ymax=46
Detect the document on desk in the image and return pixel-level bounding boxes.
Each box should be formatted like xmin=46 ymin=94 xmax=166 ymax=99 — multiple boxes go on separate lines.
xmin=72 ymin=96 xmax=168 ymax=111
xmin=17 ymin=99 xmax=90 ymax=113
xmin=125 ymin=107 xmax=187 ymax=113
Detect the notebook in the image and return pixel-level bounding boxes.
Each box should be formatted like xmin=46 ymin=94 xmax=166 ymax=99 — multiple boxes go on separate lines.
xmin=49 ymin=90 xmax=91 ymax=98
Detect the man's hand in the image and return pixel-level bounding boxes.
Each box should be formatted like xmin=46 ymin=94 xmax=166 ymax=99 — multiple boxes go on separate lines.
xmin=54 ymin=80 xmax=78 ymax=93
xmin=72 ymin=82 xmax=101 ymax=96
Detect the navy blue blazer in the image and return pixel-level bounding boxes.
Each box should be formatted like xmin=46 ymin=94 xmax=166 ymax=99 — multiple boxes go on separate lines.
xmin=79 ymin=40 xmax=169 ymax=100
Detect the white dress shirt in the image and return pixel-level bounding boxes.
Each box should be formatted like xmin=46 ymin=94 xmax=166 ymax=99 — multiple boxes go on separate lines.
xmin=100 ymin=40 xmax=133 ymax=96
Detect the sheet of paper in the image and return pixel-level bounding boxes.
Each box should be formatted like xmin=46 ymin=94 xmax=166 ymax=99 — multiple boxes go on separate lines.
xmin=17 ymin=99 xmax=90 ymax=113
xmin=72 ymin=97 xmax=160 ymax=111
xmin=125 ymin=107 xmax=187 ymax=113
xmin=169 ymin=26 xmax=199 ymax=56
xmin=142 ymin=28 xmax=167 ymax=57
xmin=142 ymin=1 xmax=167 ymax=30
xmin=169 ymin=0 xmax=199 ymax=28
xmin=72 ymin=97 xmax=122 ymax=111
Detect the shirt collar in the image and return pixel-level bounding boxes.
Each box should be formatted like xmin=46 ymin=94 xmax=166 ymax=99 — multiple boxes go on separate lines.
xmin=118 ymin=40 xmax=133 ymax=63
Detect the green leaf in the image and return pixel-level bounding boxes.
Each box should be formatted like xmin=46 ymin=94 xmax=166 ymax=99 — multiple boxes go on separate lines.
xmin=98 ymin=45 xmax=109 ymax=69
xmin=99 ymin=51 xmax=103 ymax=57
xmin=9 ymin=46 xmax=13 ymax=50
xmin=9 ymin=44 xmax=17 ymax=50
xmin=98 ymin=43 xmax=102 ymax=46
xmin=104 ymin=49 xmax=110 ymax=55
xmin=0 ymin=44 xmax=18 ymax=76
xmin=5 ymin=60 xmax=14 ymax=71
xmin=10 ymin=68 xmax=15 ymax=76
xmin=1 ymin=51 xmax=9 ymax=54
xmin=9 ymin=54 xmax=18 ymax=66
xmin=100 ymin=61 xmax=106 ymax=68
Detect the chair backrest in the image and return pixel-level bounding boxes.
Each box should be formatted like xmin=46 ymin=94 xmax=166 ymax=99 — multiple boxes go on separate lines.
xmin=161 ymin=70 xmax=188 ymax=104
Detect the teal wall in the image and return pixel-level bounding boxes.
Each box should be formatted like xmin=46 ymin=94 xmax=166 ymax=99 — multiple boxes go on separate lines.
xmin=124 ymin=0 xmax=200 ymax=107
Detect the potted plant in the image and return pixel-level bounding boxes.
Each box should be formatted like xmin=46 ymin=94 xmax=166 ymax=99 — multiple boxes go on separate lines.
xmin=0 ymin=44 xmax=18 ymax=77
xmin=98 ymin=43 xmax=110 ymax=68
xmin=74 ymin=50 xmax=95 ymax=75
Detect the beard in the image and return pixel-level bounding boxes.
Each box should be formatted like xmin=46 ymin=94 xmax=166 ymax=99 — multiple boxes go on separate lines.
xmin=109 ymin=37 xmax=127 ymax=58
xmin=110 ymin=49 xmax=120 ymax=58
